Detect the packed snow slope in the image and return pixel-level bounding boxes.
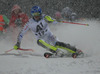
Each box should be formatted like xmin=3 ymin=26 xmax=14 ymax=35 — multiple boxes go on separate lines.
xmin=0 ymin=19 xmax=100 ymax=74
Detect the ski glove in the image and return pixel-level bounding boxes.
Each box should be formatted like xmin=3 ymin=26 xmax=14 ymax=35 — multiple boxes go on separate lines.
xmin=44 ymin=15 xmax=55 ymax=23
xmin=14 ymin=42 xmax=20 ymax=50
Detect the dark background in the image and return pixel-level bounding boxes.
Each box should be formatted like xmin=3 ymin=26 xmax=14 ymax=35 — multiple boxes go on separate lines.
xmin=0 ymin=0 xmax=100 ymax=19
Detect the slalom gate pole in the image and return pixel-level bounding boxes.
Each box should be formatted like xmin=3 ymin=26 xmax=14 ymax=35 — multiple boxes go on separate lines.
xmin=61 ymin=21 xmax=89 ymax=26
xmin=5 ymin=48 xmax=34 ymax=53
xmin=18 ymin=48 xmax=34 ymax=52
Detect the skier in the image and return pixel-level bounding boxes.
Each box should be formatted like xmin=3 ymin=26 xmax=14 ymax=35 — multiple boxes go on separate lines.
xmin=61 ymin=7 xmax=77 ymax=22
xmin=0 ymin=14 xmax=9 ymax=35
xmin=14 ymin=6 xmax=83 ymax=58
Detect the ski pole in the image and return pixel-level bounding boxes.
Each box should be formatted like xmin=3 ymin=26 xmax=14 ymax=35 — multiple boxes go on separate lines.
xmin=61 ymin=21 xmax=89 ymax=26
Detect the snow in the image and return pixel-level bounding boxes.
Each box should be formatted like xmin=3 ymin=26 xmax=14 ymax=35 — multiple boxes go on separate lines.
xmin=0 ymin=19 xmax=100 ymax=74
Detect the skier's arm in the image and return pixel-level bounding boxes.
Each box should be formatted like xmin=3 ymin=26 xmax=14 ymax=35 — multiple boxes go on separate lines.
xmin=14 ymin=22 xmax=30 ymax=50
xmin=17 ymin=23 xmax=30 ymax=43
xmin=44 ymin=15 xmax=58 ymax=24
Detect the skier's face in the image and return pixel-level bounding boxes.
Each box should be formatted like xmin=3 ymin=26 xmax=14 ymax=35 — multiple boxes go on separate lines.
xmin=33 ymin=12 xmax=41 ymax=21
xmin=34 ymin=16 xmax=41 ymax=21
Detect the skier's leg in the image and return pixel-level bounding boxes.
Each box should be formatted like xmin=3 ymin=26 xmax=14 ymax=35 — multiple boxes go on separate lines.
xmin=55 ymin=41 xmax=83 ymax=58
xmin=55 ymin=41 xmax=76 ymax=53
xmin=37 ymin=39 xmax=57 ymax=53
xmin=37 ymin=39 xmax=64 ymax=58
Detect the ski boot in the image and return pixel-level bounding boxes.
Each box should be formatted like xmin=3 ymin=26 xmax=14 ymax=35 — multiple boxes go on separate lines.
xmin=72 ymin=49 xmax=84 ymax=58
xmin=44 ymin=49 xmax=64 ymax=58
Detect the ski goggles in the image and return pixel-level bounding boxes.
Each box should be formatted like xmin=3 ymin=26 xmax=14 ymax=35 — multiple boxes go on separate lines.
xmin=32 ymin=12 xmax=41 ymax=16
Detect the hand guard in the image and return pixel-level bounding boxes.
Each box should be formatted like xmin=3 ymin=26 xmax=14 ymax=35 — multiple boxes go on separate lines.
xmin=14 ymin=42 xmax=20 ymax=50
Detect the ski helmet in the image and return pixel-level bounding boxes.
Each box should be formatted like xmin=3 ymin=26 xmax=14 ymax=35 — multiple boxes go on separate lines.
xmin=31 ymin=6 xmax=42 ymax=16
